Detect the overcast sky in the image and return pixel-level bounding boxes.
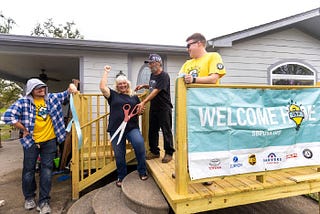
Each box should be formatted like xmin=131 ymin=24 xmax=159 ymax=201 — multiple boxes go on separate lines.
xmin=1 ymin=0 xmax=320 ymax=46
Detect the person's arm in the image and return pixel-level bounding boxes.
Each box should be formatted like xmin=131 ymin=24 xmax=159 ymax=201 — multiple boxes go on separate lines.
xmin=135 ymin=84 xmax=150 ymax=91
xmin=2 ymin=102 xmax=30 ymax=137
xmin=99 ymin=65 xmax=111 ymax=98
xmin=184 ymin=73 xmax=220 ymax=84
xmin=12 ymin=121 xmax=30 ymax=138
xmin=136 ymin=88 xmax=160 ymax=112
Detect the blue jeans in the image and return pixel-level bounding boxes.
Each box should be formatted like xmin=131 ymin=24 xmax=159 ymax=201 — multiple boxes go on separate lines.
xmin=22 ymin=138 xmax=57 ymax=205
xmin=110 ymin=129 xmax=146 ymax=180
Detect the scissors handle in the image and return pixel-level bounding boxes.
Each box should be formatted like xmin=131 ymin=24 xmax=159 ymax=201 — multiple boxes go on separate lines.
xmin=123 ymin=104 xmax=139 ymax=122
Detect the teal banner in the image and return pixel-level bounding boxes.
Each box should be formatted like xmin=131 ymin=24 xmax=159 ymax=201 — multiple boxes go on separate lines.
xmin=187 ymin=87 xmax=320 ymax=180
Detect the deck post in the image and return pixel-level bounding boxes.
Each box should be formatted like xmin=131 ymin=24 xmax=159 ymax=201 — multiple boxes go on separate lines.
xmin=175 ymin=78 xmax=188 ymax=194
xmin=71 ymin=94 xmax=81 ymax=200
xmin=318 ymin=167 xmax=320 ymax=213
xmin=140 ymin=93 xmax=150 ymax=152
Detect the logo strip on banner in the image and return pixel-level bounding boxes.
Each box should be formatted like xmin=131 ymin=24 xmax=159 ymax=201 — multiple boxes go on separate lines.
xmin=187 ymin=87 xmax=320 ymax=180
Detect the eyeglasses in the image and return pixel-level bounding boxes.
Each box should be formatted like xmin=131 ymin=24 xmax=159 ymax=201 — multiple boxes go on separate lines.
xmin=186 ymin=41 xmax=198 ymax=49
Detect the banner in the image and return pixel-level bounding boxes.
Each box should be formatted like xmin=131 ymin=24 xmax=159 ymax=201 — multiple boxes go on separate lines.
xmin=187 ymin=87 xmax=320 ymax=180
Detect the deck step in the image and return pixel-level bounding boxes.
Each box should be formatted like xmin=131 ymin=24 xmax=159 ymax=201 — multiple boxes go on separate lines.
xmin=92 ymin=182 xmax=136 ymax=214
xmin=122 ymin=171 xmax=170 ymax=214
xmin=67 ymin=188 xmax=98 ymax=214
xmin=67 ymin=170 xmax=170 ymax=213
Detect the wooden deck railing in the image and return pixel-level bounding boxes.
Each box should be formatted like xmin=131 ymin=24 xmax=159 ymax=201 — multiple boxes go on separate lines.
xmin=174 ymin=78 xmax=320 ymax=195
xmin=71 ymin=92 xmax=149 ymax=199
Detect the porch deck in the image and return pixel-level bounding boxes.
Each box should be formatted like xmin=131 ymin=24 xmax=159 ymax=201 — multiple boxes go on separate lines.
xmin=147 ymin=151 xmax=320 ymax=214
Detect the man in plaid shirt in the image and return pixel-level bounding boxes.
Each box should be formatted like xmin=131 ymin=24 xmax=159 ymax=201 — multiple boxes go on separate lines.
xmin=2 ymin=78 xmax=77 ymax=214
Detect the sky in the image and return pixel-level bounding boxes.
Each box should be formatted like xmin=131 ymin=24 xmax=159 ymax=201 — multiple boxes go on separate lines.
xmin=1 ymin=0 xmax=320 ymax=46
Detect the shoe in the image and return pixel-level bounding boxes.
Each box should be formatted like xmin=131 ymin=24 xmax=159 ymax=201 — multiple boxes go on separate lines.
xmin=146 ymin=152 xmax=160 ymax=160
xmin=202 ymin=181 xmax=213 ymax=186
xmin=162 ymin=154 xmax=172 ymax=163
xmin=139 ymin=174 xmax=148 ymax=181
xmin=24 ymin=198 xmax=36 ymax=210
xmin=115 ymin=179 xmax=122 ymax=187
xmin=36 ymin=202 xmax=51 ymax=214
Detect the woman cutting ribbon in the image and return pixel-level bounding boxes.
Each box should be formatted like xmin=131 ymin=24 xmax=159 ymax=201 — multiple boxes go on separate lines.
xmin=99 ymin=65 xmax=148 ymax=187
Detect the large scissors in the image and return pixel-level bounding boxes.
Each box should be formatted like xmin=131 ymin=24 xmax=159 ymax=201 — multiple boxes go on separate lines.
xmin=110 ymin=104 xmax=139 ymax=145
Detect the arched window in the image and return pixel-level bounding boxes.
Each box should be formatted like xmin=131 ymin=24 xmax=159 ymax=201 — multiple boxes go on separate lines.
xmin=270 ymin=62 xmax=316 ymax=85
xmin=136 ymin=64 xmax=150 ymax=92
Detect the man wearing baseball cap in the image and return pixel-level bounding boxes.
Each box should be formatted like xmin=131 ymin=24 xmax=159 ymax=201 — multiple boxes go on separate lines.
xmin=136 ymin=54 xmax=175 ymax=163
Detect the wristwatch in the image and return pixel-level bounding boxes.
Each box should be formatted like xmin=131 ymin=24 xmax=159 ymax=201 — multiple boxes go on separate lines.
xmin=192 ymin=77 xmax=196 ymax=83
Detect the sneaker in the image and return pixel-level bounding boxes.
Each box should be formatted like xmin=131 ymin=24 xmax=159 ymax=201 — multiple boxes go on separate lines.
xmin=37 ymin=202 xmax=51 ymax=214
xmin=146 ymin=152 xmax=160 ymax=160
xmin=162 ymin=154 xmax=172 ymax=163
xmin=24 ymin=198 xmax=36 ymax=210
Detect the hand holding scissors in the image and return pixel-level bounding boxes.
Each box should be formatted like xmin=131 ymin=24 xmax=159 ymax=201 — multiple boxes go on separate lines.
xmin=110 ymin=104 xmax=139 ymax=145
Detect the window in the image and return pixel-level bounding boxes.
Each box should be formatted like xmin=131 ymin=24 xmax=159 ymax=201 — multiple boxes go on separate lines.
xmin=136 ymin=64 xmax=151 ymax=92
xmin=270 ymin=62 xmax=316 ymax=85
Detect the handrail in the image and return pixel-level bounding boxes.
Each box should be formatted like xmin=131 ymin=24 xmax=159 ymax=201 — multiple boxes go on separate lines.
xmin=174 ymin=77 xmax=320 ymax=195
xmin=71 ymin=91 xmax=149 ymax=199
xmin=81 ymin=113 xmax=109 ymax=129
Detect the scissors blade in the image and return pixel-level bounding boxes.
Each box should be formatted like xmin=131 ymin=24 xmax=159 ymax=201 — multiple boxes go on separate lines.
xmin=110 ymin=121 xmax=125 ymax=142
xmin=116 ymin=122 xmax=127 ymax=145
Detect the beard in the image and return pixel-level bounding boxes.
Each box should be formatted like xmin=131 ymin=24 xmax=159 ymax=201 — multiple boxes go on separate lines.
xmin=150 ymin=66 xmax=158 ymax=73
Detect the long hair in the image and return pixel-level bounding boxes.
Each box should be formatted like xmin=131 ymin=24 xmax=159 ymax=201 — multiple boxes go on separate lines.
xmin=114 ymin=75 xmax=134 ymax=96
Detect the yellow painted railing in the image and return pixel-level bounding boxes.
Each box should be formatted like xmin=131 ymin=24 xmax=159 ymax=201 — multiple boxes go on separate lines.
xmin=71 ymin=93 xmax=149 ymax=199
xmin=174 ymin=78 xmax=320 ymax=195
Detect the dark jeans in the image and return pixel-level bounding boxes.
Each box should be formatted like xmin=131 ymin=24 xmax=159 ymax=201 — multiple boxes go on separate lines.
xmin=22 ymin=138 xmax=57 ymax=205
xmin=110 ymin=128 xmax=147 ymax=181
xmin=149 ymin=109 xmax=175 ymax=156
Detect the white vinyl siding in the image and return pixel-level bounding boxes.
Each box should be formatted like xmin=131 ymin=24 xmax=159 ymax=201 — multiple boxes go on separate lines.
xmin=82 ymin=53 xmax=128 ymax=94
xmin=218 ymin=28 xmax=320 ymax=85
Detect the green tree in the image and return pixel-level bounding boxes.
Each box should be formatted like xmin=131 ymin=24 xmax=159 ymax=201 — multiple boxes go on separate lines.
xmin=0 ymin=79 xmax=23 ymax=109
xmin=0 ymin=12 xmax=16 ymax=33
xmin=31 ymin=18 xmax=84 ymax=39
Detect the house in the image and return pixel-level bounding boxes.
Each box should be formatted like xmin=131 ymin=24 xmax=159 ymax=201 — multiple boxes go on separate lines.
xmin=0 ymin=7 xmax=319 ymax=99
xmin=208 ymin=7 xmax=320 ymax=86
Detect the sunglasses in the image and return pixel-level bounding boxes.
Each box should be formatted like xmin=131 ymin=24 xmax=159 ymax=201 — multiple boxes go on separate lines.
xmin=186 ymin=41 xmax=198 ymax=49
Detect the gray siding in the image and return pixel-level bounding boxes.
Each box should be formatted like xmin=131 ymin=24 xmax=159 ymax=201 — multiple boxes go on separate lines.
xmin=219 ymin=28 xmax=320 ymax=85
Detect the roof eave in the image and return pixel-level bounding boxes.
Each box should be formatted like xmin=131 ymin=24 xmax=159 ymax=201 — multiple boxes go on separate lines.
xmin=0 ymin=33 xmax=186 ymax=54
xmin=208 ymin=7 xmax=320 ymax=49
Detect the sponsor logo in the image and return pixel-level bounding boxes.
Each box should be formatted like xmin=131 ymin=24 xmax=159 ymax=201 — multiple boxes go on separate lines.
xmin=208 ymin=158 xmax=222 ymax=170
xmin=263 ymin=152 xmax=282 ymax=164
xmin=286 ymin=153 xmax=298 ymax=160
xmin=217 ymin=63 xmax=224 ymax=70
xmin=230 ymin=156 xmax=243 ymax=168
xmin=302 ymin=149 xmax=313 ymax=159
xmin=288 ymin=100 xmax=304 ymax=131
xmin=248 ymin=154 xmax=256 ymax=165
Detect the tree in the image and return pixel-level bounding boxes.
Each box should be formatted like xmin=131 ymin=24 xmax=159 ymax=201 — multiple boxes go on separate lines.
xmin=0 ymin=12 xmax=16 ymax=33
xmin=31 ymin=18 xmax=84 ymax=39
xmin=0 ymin=79 xmax=23 ymax=109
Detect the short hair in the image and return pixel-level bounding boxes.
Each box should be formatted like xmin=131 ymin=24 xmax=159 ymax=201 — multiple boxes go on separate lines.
xmin=186 ymin=33 xmax=206 ymax=47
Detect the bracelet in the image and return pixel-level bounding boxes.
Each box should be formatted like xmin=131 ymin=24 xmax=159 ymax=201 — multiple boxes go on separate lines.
xmin=192 ymin=77 xmax=196 ymax=83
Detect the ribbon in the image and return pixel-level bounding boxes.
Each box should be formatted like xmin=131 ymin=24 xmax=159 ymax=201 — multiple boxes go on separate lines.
xmin=66 ymin=94 xmax=83 ymax=149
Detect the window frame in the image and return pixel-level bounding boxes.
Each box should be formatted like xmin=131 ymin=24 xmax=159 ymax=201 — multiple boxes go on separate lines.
xmin=269 ymin=61 xmax=316 ymax=86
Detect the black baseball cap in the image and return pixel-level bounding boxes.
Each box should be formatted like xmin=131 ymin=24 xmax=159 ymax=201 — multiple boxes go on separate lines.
xmin=144 ymin=54 xmax=162 ymax=65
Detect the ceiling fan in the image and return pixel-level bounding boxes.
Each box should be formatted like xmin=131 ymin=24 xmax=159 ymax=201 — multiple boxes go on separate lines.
xmin=37 ymin=69 xmax=60 ymax=82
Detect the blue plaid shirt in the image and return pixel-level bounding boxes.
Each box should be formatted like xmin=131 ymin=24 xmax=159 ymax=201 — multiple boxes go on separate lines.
xmin=2 ymin=90 xmax=70 ymax=148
